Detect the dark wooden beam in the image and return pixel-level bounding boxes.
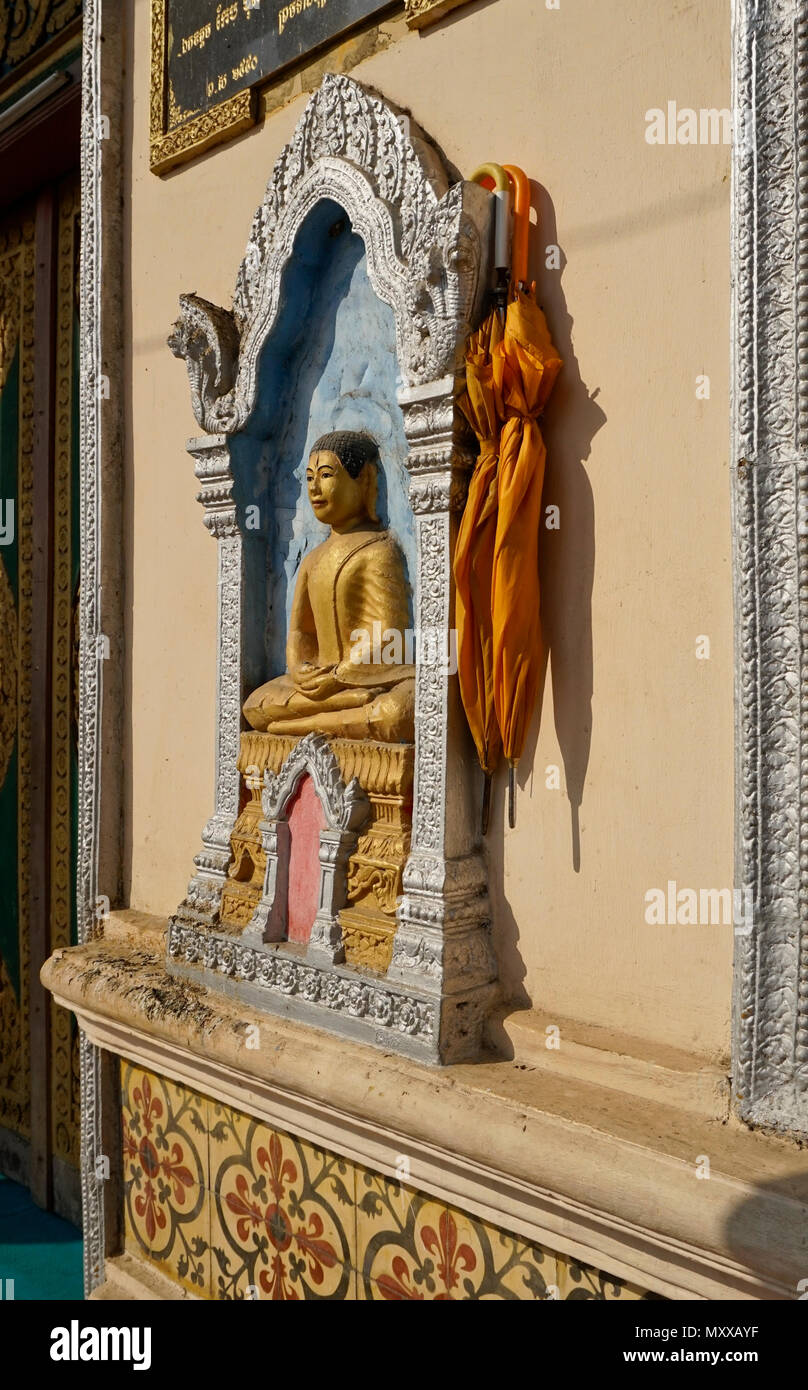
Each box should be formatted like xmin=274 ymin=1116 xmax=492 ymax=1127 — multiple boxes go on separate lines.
xmin=0 ymin=82 xmax=80 ymax=217
xmin=0 ymin=18 xmax=81 ymax=107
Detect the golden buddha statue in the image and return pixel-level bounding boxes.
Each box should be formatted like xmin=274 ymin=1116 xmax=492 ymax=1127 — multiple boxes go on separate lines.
xmin=243 ymin=432 xmax=415 ymax=742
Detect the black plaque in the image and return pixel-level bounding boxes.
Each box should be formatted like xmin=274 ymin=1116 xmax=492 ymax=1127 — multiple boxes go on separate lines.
xmin=165 ymin=0 xmax=393 ymax=132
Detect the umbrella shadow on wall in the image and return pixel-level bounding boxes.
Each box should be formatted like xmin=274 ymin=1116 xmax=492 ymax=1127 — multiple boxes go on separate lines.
xmin=530 ymin=182 xmax=603 ymax=874
xmin=485 ymin=185 xmax=604 ymax=1014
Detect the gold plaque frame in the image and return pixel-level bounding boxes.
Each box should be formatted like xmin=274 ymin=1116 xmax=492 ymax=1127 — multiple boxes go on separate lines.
xmin=149 ymin=0 xmax=256 ymax=176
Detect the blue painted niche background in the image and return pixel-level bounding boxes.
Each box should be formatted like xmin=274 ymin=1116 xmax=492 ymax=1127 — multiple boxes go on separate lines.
xmin=235 ymin=198 xmax=415 ymax=683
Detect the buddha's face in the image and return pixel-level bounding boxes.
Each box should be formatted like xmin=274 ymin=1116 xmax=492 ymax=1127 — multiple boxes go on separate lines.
xmin=306 ymin=450 xmax=374 ymax=532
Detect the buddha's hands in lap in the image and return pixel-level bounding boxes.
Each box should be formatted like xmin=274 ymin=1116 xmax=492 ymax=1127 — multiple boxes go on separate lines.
xmin=292 ymin=663 xmax=343 ymax=702
xmin=288 ymin=664 xmax=387 ymax=712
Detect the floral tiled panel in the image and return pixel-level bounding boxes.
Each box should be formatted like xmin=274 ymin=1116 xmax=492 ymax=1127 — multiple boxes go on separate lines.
xmin=121 ymin=1063 xmax=662 ymax=1301
xmin=557 ymin=1256 xmax=664 ymax=1301
xmin=355 ymin=1168 xmax=554 ymax=1299
xmin=208 ymin=1102 xmax=356 ymax=1300
xmin=356 ymin=1168 xmax=450 ymax=1298
xmin=121 ymin=1068 xmax=209 ymax=1295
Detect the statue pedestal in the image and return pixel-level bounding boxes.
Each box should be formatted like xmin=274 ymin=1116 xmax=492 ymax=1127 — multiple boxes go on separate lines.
xmin=221 ymin=731 xmax=413 ymax=974
xmin=166 ymin=730 xmax=475 ymax=1062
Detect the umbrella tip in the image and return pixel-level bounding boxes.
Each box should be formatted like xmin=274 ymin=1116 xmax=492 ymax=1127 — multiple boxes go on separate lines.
xmin=481 ymin=771 xmax=493 ymax=837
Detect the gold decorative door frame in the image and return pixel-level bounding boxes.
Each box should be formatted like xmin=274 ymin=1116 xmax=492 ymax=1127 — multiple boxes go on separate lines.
xmin=50 ymin=177 xmax=81 ymax=1189
xmin=0 ymin=208 xmax=35 ymax=1166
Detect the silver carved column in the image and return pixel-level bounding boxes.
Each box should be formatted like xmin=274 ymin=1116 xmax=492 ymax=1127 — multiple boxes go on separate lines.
xmin=731 ymin=0 xmax=808 ymax=1135
xmin=177 ymin=434 xmax=245 ymax=926
xmin=390 ymin=379 xmax=497 ymax=1062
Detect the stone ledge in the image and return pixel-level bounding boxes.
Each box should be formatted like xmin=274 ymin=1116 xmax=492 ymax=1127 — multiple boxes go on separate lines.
xmin=104 ymin=909 xmax=167 ymax=951
xmin=42 ymin=926 xmax=808 ymax=1301
xmin=88 ymin=1252 xmax=199 ymax=1301
xmin=488 ymin=1007 xmax=730 ymax=1122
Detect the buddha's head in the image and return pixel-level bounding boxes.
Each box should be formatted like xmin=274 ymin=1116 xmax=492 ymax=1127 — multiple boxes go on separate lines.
xmin=307 ymin=431 xmax=380 ymax=533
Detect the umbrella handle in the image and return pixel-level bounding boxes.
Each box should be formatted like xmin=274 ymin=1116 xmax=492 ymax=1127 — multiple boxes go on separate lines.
xmin=469 ymin=163 xmax=511 ymax=276
xmin=508 ymin=763 xmax=516 ymax=829
xmin=502 ymin=164 xmax=531 ymax=291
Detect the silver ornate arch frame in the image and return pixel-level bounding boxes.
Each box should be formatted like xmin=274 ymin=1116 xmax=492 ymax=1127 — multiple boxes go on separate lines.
xmin=165 ymin=73 xmax=498 ymax=1066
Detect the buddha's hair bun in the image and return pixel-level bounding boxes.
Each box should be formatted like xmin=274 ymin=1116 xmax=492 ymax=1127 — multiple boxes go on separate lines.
xmin=310 ymin=431 xmax=380 ymax=480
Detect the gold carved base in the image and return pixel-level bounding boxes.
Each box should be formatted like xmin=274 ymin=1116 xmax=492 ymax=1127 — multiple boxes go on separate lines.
xmin=219 ymin=733 xmax=414 ymax=974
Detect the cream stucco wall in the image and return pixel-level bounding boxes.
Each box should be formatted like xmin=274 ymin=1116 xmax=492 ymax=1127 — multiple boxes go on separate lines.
xmin=123 ymin=0 xmax=732 ymax=1060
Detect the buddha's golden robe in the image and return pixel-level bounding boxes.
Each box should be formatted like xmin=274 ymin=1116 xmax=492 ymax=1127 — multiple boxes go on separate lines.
xmin=243 ymin=527 xmax=415 ymax=742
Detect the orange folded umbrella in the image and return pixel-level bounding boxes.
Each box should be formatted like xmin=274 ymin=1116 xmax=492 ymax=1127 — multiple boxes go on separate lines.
xmin=492 ymin=289 xmax=562 ymax=825
xmin=454 ymin=309 xmax=504 ymax=831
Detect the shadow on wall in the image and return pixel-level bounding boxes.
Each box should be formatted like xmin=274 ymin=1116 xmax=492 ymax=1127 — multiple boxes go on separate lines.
xmin=536 ymin=182 xmax=604 ymax=873
xmin=723 ymin=1167 xmax=808 ymax=1301
xmin=486 ymin=182 xmax=605 ymax=1009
